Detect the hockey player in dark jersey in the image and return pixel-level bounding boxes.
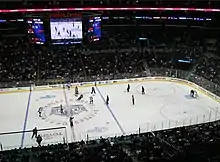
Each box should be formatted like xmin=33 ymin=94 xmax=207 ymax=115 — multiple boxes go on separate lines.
xmin=67 ymin=82 xmax=71 ymax=90
xmin=58 ymin=31 xmax=61 ymax=36
xmin=75 ymin=86 xmax=79 ymax=96
xmin=77 ymin=94 xmax=83 ymax=101
xmin=132 ymin=95 xmax=135 ymax=105
xmin=127 ymin=84 xmax=130 ymax=92
xmin=106 ymin=95 xmax=109 ymax=105
xmin=60 ymin=104 xmax=64 ymax=114
xmin=91 ymin=87 xmax=96 ymax=94
xmin=32 ymin=127 xmax=38 ymax=139
xmin=142 ymin=86 xmax=145 ymax=95
xmin=69 ymin=117 xmax=74 ymax=127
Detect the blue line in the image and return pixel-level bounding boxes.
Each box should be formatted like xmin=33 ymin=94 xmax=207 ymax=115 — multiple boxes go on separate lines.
xmin=21 ymin=88 xmax=32 ymax=148
xmin=95 ymin=86 xmax=125 ymax=135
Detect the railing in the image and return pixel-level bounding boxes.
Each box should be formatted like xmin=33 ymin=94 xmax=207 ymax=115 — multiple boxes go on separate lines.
xmin=80 ymin=108 xmax=220 ymax=141
xmin=1 ymin=68 xmax=220 ymax=149
xmin=139 ymin=108 xmax=220 ymax=132
xmin=0 ymin=127 xmax=67 ymax=151
xmin=81 ymin=99 xmax=220 ymax=142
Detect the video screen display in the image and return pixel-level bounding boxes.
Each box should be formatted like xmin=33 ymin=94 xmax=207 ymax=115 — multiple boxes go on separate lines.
xmin=27 ymin=18 xmax=46 ymax=44
xmin=88 ymin=16 xmax=101 ymax=42
xmin=50 ymin=18 xmax=83 ymax=44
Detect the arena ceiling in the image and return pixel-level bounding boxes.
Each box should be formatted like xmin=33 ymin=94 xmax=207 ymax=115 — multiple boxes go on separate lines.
xmin=0 ymin=0 xmax=220 ymax=10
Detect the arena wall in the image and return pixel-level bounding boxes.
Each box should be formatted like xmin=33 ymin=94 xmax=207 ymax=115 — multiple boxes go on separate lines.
xmin=0 ymin=77 xmax=220 ymax=103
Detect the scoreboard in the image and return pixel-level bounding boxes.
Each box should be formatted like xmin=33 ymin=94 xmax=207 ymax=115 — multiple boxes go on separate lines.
xmin=27 ymin=18 xmax=46 ymax=44
xmin=0 ymin=13 xmax=102 ymax=45
xmin=88 ymin=16 xmax=102 ymax=42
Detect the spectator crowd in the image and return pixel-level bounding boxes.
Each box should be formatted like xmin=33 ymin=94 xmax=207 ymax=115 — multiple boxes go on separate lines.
xmin=1 ymin=121 xmax=220 ymax=162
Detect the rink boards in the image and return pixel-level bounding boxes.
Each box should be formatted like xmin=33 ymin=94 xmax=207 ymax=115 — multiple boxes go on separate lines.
xmin=0 ymin=77 xmax=220 ymax=103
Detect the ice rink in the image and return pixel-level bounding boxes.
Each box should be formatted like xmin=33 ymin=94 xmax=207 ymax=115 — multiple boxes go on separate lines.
xmin=0 ymin=80 xmax=220 ymax=150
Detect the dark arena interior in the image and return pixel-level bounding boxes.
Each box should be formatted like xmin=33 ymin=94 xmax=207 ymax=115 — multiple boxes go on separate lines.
xmin=2 ymin=0 xmax=220 ymax=162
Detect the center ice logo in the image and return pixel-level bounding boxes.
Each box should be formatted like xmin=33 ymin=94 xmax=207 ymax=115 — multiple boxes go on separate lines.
xmin=39 ymin=98 xmax=98 ymax=126
xmin=50 ymin=104 xmax=88 ymax=117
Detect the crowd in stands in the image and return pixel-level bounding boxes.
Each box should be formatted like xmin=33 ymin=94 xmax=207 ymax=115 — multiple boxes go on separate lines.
xmin=39 ymin=46 xmax=84 ymax=80
xmin=193 ymin=56 xmax=220 ymax=85
xmin=0 ymin=26 xmax=211 ymax=83
xmin=2 ymin=16 xmax=220 ymax=161
xmin=1 ymin=121 xmax=220 ymax=162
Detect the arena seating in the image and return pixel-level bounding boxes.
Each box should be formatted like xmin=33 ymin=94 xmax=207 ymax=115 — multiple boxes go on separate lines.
xmin=193 ymin=56 xmax=220 ymax=85
xmin=0 ymin=121 xmax=220 ymax=162
xmin=39 ymin=46 xmax=84 ymax=80
xmin=0 ymin=26 xmax=208 ymax=83
xmin=0 ymin=41 xmax=37 ymax=82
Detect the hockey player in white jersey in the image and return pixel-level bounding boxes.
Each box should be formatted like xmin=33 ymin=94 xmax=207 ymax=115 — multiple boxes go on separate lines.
xmin=90 ymin=96 xmax=93 ymax=104
xmin=38 ymin=107 xmax=43 ymax=117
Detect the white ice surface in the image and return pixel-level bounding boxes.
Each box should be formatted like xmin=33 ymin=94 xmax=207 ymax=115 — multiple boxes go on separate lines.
xmin=0 ymin=81 xmax=220 ymax=150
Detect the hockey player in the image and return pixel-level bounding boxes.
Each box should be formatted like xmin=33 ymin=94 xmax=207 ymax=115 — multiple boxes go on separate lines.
xmin=38 ymin=107 xmax=43 ymax=117
xmin=36 ymin=134 xmax=42 ymax=147
xmin=90 ymin=96 xmax=93 ymax=104
xmin=69 ymin=31 xmax=72 ymax=37
xmin=132 ymin=95 xmax=135 ymax=105
xmin=91 ymin=87 xmax=96 ymax=94
xmin=190 ymin=90 xmax=194 ymax=98
xmin=77 ymin=94 xmax=83 ymax=101
xmin=190 ymin=90 xmax=198 ymax=98
xmin=31 ymin=127 xmax=38 ymax=139
xmin=60 ymin=104 xmax=64 ymax=114
xmin=58 ymin=31 xmax=61 ymax=37
xmin=142 ymin=86 xmax=145 ymax=95
xmin=127 ymin=84 xmax=130 ymax=92
xmin=69 ymin=117 xmax=74 ymax=127
xmin=67 ymin=82 xmax=71 ymax=90
xmin=75 ymin=86 xmax=79 ymax=96
xmin=106 ymin=95 xmax=109 ymax=105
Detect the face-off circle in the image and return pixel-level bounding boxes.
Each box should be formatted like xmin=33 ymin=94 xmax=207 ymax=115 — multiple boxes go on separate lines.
xmin=160 ymin=102 xmax=211 ymax=123
xmin=40 ymin=98 xmax=98 ymax=126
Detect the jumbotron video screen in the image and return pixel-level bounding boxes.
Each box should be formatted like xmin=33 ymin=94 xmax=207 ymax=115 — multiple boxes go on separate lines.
xmin=50 ymin=18 xmax=83 ymax=44
xmin=27 ymin=18 xmax=46 ymax=44
xmin=88 ymin=16 xmax=101 ymax=42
